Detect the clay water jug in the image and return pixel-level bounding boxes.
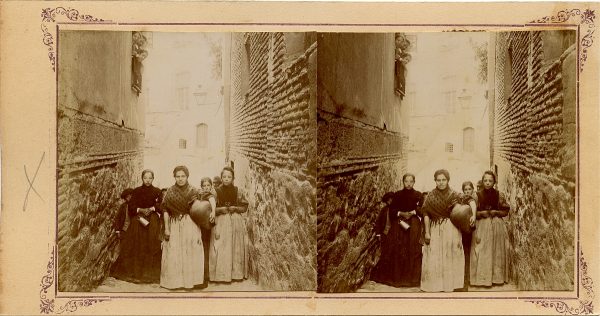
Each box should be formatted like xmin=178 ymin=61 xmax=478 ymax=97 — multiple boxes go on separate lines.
xmin=450 ymin=203 xmax=473 ymax=234
xmin=190 ymin=199 xmax=213 ymax=230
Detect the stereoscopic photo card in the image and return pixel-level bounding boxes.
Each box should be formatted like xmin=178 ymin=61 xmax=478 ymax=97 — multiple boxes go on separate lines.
xmin=0 ymin=1 xmax=599 ymax=315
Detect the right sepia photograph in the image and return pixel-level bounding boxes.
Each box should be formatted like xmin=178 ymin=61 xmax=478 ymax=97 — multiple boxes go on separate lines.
xmin=317 ymin=30 xmax=577 ymax=293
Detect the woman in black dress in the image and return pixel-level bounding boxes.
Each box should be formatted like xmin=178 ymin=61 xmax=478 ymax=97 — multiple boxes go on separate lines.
xmin=372 ymin=173 xmax=423 ymax=287
xmin=393 ymin=173 xmax=424 ymax=287
xmin=112 ymin=169 xmax=162 ymax=283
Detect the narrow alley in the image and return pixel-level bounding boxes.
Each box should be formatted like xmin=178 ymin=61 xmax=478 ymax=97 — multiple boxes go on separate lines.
xmin=57 ymin=31 xmax=317 ymax=293
xmin=317 ymin=30 xmax=576 ymax=293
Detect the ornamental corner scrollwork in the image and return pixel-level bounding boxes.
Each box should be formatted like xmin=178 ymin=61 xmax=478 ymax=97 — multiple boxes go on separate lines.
xmin=526 ymin=250 xmax=595 ymax=315
xmin=530 ymin=8 xmax=596 ymax=72
xmin=41 ymin=7 xmax=107 ymax=72
xmin=40 ymin=247 xmax=109 ymax=314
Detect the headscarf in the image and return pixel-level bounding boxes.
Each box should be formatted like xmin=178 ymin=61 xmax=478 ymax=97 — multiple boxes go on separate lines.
xmin=162 ymin=183 xmax=198 ymax=218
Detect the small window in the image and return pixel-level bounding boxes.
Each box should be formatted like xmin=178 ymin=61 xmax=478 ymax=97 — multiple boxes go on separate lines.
xmin=179 ymin=139 xmax=187 ymax=149
xmin=196 ymin=124 xmax=208 ymax=148
xmin=445 ymin=143 xmax=454 ymax=153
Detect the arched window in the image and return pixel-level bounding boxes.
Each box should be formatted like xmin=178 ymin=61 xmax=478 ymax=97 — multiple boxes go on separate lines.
xmin=463 ymin=127 xmax=474 ymax=152
xmin=196 ymin=123 xmax=208 ymax=148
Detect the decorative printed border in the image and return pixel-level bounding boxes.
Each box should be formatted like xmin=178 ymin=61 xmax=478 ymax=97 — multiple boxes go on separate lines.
xmin=41 ymin=7 xmax=106 ymax=72
xmin=530 ymin=8 xmax=596 ymax=72
xmin=40 ymin=247 xmax=109 ymax=314
xmin=526 ymin=250 xmax=595 ymax=315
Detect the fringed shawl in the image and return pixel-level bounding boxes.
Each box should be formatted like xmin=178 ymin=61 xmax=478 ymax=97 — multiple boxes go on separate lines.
xmin=421 ymin=187 xmax=473 ymax=222
xmin=162 ymin=183 xmax=198 ymax=218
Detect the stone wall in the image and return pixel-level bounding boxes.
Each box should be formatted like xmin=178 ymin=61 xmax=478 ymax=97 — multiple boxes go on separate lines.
xmin=491 ymin=31 xmax=576 ymax=290
xmin=57 ymin=31 xmax=144 ymax=291
xmin=227 ymin=33 xmax=317 ymax=290
xmin=317 ymin=33 xmax=407 ymax=293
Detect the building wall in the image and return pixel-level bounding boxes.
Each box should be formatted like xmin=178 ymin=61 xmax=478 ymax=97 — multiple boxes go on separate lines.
xmin=317 ymin=33 xmax=407 ymax=293
xmin=227 ymin=32 xmax=317 ymax=290
xmin=142 ymin=33 xmax=226 ymax=188
xmin=406 ymin=33 xmax=490 ymax=192
xmin=57 ymin=31 xmax=144 ymax=291
xmin=491 ymin=31 xmax=576 ymax=290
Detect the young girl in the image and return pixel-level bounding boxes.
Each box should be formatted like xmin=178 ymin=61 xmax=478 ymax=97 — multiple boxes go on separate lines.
xmin=113 ymin=188 xmax=134 ymax=238
xmin=370 ymin=192 xmax=397 ymax=285
xmin=198 ymin=177 xmax=217 ymax=288
xmin=210 ymin=166 xmax=249 ymax=282
xmin=460 ymin=181 xmax=477 ymax=291
xmin=199 ymin=177 xmax=217 ymax=223
xmin=110 ymin=188 xmax=134 ymax=279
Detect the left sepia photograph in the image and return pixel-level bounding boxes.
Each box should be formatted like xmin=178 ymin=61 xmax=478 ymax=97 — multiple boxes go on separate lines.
xmin=57 ymin=31 xmax=317 ymax=293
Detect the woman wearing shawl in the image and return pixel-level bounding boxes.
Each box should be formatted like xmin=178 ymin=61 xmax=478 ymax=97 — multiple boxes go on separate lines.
xmin=470 ymin=171 xmax=510 ymax=287
xmin=160 ymin=165 xmax=204 ymax=289
xmin=113 ymin=170 xmax=162 ymax=283
xmin=420 ymin=169 xmax=476 ymax=292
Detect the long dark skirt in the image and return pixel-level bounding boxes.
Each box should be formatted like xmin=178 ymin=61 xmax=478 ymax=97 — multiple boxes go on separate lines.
xmin=371 ymin=216 xmax=423 ymax=287
xmin=111 ymin=212 xmax=162 ymax=283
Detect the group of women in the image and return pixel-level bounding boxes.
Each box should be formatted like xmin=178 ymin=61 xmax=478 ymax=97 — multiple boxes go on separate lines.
xmin=111 ymin=165 xmax=248 ymax=290
xmin=372 ymin=169 xmax=510 ymax=292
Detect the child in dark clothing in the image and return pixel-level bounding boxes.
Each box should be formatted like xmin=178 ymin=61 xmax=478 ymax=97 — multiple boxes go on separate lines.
xmin=113 ymin=188 xmax=134 ymax=238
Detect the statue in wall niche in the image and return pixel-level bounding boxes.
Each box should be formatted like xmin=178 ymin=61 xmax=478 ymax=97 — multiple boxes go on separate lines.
xmin=131 ymin=31 xmax=148 ymax=95
xmin=394 ymin=33 xmax=412 ymax=98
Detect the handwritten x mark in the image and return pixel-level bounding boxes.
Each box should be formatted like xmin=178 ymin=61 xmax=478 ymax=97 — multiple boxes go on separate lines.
xmin=23 ymin=152 xmax=46 ymax=212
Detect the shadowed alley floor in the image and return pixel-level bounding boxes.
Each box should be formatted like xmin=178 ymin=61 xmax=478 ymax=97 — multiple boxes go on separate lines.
xmin=93 ymin=277 xmax=264 ymax=293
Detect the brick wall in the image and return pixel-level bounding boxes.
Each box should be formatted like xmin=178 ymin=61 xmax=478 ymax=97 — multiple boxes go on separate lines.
xmin=317 ymin=33 xmax=407 ymax=293
xmin=228 ymin=33 xmax=317 ymax=290
xmin=57 ymin=31 xmax=144 ymax=291
xmin=491 ymin=31 xmax=576 ymax=290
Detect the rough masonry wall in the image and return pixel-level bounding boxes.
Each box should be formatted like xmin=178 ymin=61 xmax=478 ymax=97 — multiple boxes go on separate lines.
xmin=229 ymin=33 xmax=317 ymax=290
xmin=57 ymin=31 xmax=144 ymax=291
xmin=317 ymin=112 xmax=405 ymax=293
xmin=493 ymin=31 xmax=576 ymax=290
xmin=317 ymin=33 xmax=406 ymax=293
